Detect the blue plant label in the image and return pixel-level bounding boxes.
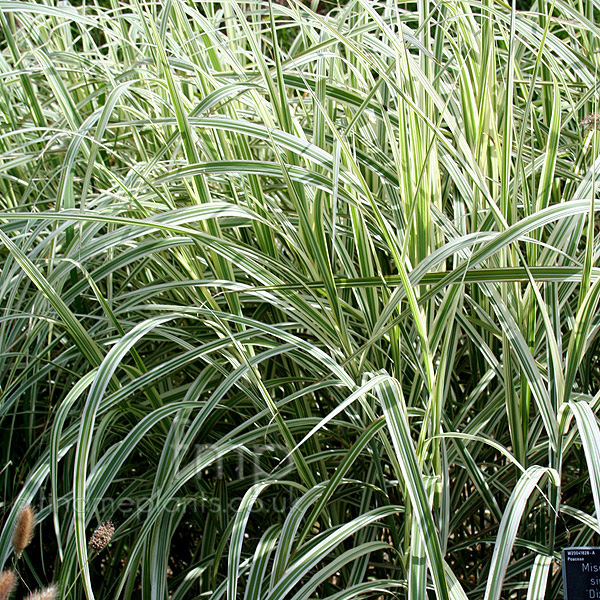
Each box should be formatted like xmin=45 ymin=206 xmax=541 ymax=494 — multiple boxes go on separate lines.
xmin=563 ymin=547 xmax=600 ymax=599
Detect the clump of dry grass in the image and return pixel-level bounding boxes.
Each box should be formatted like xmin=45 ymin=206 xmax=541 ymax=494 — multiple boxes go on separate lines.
xmin=4 ymin=507 xmax=57 ymax=599
xmin=0 ymin=570 xmax=17 ymax=600
xmin=580 ymin=113 xmax=600 ymax=130
xmin=12 ymin=506 xmax=34 ymax=559
xmin=88 ymin=521 xmax=114 ymax=553
xmin=24 ymin=585 xmax=56 ymax=600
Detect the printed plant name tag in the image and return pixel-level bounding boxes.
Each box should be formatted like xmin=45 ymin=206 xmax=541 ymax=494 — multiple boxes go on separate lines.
xmin=563 ymin=547 xmax=600 ymax=599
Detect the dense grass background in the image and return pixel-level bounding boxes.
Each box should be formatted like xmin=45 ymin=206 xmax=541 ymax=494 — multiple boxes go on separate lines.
xmin=1 ymin=0 xmax=600 ymax=598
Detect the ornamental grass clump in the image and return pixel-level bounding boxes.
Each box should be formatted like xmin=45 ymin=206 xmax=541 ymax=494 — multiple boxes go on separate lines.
xmin=24 ymin=586 xmax=56 ymax=600
xmin=580 ymin=113 xmax=600 ymax=130
xmin=1 ymin=0 xmax=600 ymax=599
xmin=11 ymin=507 xmax=34 ymax=560
xmin=88 ymin=521 xmax=114 ymax=553
xmin=0 ymin=570 xmax=17 ymax=600
xmin=1 ymin=505 xmax=55 ymax=599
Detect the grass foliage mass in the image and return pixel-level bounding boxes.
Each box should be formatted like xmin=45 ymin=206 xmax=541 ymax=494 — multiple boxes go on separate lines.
xmin=1 ymin=0 xmax=600 ymax=598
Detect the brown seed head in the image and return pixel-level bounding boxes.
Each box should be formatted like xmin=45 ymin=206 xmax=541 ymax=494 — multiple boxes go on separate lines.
xmin=88 ymin=520 xmax=115 ymax=552
xmin=12 ymin=505 xmax=34 ymax=558
xmin=581 ymin=113 xmax=600 ymax=130
xmin=0 ymin=570 xmax=17 ymax=600
xmin=25 ymin=585 xmax=56 ymax=600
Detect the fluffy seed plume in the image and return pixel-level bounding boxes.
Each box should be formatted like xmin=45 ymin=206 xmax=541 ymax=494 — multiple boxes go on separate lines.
xmin=25 ymin=585 xmax=56 ymax=600
xmin=581 ymin=113 xmax=600 ymax=130
xmin=12 ymin=505 xmax=34 ymax=558
xmin=88 ymin=520 xmax=114 ymax=552
xmin=0 ymin=570 xmax=17 ymax=600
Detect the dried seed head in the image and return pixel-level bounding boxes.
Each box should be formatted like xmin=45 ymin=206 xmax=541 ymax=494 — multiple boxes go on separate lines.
xmin=0 ymin=570 xmax=17 ymax=600
xmin=25 ymin=585 xmax=56 ymax=600
xmin=12 ymin=505 xmax=34 ymax=558
xmin=88 ymin=520 xmax=114 ymax=552
xmin=581 ymin=113 xmax=600 ymax=130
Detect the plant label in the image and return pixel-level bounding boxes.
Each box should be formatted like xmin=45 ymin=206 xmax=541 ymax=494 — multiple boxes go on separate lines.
xmin=563 ymin=547 xmax=600 ymax=599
